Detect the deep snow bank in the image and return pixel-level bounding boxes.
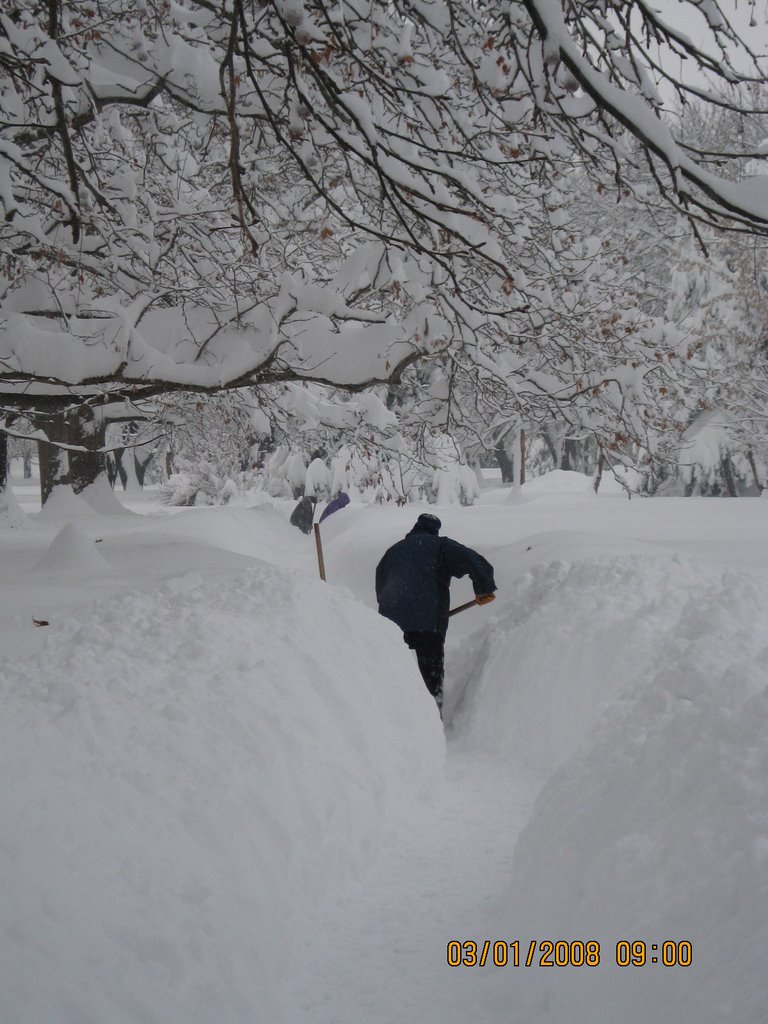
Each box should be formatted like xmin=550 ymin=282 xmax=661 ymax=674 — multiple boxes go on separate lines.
xmin=453 ymin=550 xmax=768 ymax=1023
xmin=448 ymin=551 xmax=712 ymax=770
xmin=0 ymin=563 xmax=443 ymax=1024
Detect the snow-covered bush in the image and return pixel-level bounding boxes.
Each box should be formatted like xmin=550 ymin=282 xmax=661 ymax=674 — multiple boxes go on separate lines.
xmin=427 ymin=433 xmax=480 ymax=506
xmin=259 ymin=446 xmax=310 ymax=499
xmin=303 ymin=457 xmax=331 ymax=500
xmin=678 ymin=409 xmax=759 ymax=496
xmin=329 ymin=443 xmax=423 ymax=504
xmin=255 ymin=432 xmax=481 ymax=507
xmin=161 ymin=463 xmax=246 ymax=506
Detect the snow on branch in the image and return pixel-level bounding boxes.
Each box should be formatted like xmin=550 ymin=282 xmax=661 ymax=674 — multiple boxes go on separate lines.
xmin=0 ymin=0 xmax=766 ymax=417
xmin=521 ymin=0 xmax=768 ymax=227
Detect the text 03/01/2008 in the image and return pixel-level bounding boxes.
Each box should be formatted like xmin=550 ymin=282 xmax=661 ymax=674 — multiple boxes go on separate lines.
xmin=446 ymin=939 xmax=693 ymax=968
xmin=446 ymin=940 xmax=602 ymax=968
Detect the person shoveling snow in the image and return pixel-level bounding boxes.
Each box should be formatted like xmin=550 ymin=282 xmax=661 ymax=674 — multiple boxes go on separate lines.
xmin=375 ymin=513 xmax=496 ymax=715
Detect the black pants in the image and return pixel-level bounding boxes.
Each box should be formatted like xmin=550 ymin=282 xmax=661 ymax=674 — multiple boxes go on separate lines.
xmin=403 ymin=631 xmax=444 ymax=712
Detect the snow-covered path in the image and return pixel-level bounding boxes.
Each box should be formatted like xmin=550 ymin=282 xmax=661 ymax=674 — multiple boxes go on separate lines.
xmin=288 ymin=747 xmax=540 ymax=1024
xmin=2 ymin=475 xmax=766 ymax=1024
xmin=285 ymin=485 xmax=768 ymax=1024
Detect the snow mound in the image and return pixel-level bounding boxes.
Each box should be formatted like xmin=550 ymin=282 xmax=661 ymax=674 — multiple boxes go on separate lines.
xmin=0 ymin=564 xmax=443 ymax=1024
xmin=455 ymin=554 xmax=768 ymax=1023
xmin=79 ymin=477 xmax=133 ymax=514
xmin=450 ymin=554 xmax=697 ymax=770
xmin=501 ymin=569 xmax=768 ymax=1023
xmin=36 ymin=486 xmax=96 ymax=519
xmin=31 ymin=521 xmax=113 ymax=575
xmin=150 ymin=503 xmax=299 ymax=562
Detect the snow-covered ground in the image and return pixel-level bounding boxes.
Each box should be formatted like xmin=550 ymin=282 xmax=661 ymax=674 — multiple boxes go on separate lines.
xmin=1 ymin=467 xmax=766 ymax=1023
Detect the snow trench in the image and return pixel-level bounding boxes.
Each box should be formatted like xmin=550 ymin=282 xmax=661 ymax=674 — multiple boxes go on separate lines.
xmin=2 ymin=497 xmax=766 ymax=1024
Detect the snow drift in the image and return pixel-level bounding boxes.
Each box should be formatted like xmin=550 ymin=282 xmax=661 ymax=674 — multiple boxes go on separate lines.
xmin=2 ymin=478 xmax=765 ymax=1024
xmin=451 ymin=545 xmax=768 ymax=1024
xmin=0 ymin=562 xmax=443 ymax=1024
xmin=31 ymin=521 xmax=113 ymax=576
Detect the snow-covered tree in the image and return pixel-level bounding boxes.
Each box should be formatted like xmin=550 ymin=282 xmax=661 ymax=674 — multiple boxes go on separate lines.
xmin=2 ymin=0 xmax=766 ymax=408
xmin=2 ymin=0 xmax=766 ymax=508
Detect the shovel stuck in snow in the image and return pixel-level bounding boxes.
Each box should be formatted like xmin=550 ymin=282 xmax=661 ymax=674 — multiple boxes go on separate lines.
xmin=312 ymin=492 xmax=351 ymax=581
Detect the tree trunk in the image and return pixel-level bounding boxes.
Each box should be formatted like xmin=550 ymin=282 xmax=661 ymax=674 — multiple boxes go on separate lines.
xmin=643 ymin=468 xmax=658 ymax=495
xmin=495 ymin=439 xmax=514 ymax=484
xmin=593 ymin=449 xmax=604 ymax=493
xmin=135 ymin=450 xmax=154 ymax=487
xmin=38 ymin=442 xmax=70 ymax=505
xmin=496 ymin=428 xmax=525 ymax=485
xmin=542 ymin=430 xmax=558 ymax=470
xmin=68 ymin=407 xmax=107 ymax=494
xmin=38 ymin=412 xmax=72 ymax=506
xmin=0 ymin=430 xmax=28 ymax=526
xmin=121 ymin=450 xmax=142 ymax=493
xmin=106 ymin=451 xmax=121 ymax=488
xmin=560 ymin=438 xmax=578 ymax=471
xmin=720 ymin=451 xmax=738 ymax=497
xmin=519 ymin=429 xmax=526 ymax=485
xmin=0 ymin=430 xmax=7 ymax=492
xmin=37 ymin=406 xmax=109 ymax=505
xmin=746 ymin=449 xmax=764 ymax=493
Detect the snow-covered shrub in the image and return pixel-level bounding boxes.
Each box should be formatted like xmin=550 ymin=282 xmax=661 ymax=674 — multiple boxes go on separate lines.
xmin=254 ymin=432 xmax=481 ymax=507
xmin=259 ymin=446 xmax=310 ymax=499
xmin=156 ymin=391 xmax=271 ymax=505
xmin=427 ymin=433 xmax=480 ymax=506
xmin=160 ymin=471 xmax=200 ymax=507
xmin=329 ymin=443 xmax=423 ymax=504
xmin=524 ymin=433 xmax=556 ymax=479
xmin=304 ymin=457 xmax=331 ymax=500
xmin=161 ymin=462 xmax=249 ymax=506
xmin=678 ymin=409 xmax=756 ymax=496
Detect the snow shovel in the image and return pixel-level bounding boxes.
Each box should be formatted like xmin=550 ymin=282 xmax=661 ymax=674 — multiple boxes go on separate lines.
xmin=449 ymin=594 xmax=495 ymax=617
xmin=313 ymin=492 xmax=351 ymax=581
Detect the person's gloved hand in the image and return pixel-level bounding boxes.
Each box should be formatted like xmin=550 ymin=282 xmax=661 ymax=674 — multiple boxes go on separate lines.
xmin=476 ymin=593 xmax=496 ymax=606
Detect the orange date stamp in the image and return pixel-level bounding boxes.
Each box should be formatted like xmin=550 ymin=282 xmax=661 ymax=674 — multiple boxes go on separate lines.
xmin=447 ymin=939 xmax=602 ymax=968
xmin=447 ymin=939 xmax=693 ymax=968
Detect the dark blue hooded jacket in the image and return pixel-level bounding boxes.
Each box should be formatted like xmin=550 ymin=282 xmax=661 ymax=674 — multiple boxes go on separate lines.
xmin=375 ymin=515 xmax=496 ymax=636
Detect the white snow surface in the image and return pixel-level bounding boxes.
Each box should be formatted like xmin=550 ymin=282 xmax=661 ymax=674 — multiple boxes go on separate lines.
xmin=1 ymin=495 xmax=443 ymax=1024
xmin=2 ymin=468 xmax=767 ymax=1023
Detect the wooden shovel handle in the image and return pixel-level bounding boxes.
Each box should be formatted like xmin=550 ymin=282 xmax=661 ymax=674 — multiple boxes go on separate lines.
xmin=449 ymin=594 xmax=495 ymax=617
xmin=448 ymin=597 xmax=479 ymax=617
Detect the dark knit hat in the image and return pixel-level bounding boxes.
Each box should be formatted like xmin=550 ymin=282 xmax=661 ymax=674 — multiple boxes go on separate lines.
xmin=410 ymin=513 xmax=441 ymax=535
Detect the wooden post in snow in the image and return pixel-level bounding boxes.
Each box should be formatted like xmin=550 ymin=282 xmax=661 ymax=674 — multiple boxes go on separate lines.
xmin=313 ymin=523 xmax=326 ymax=581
